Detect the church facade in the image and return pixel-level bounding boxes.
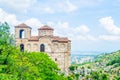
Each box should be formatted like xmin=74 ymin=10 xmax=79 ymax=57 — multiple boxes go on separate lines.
xmin=15 ymin=23 xmax=71 ymax=71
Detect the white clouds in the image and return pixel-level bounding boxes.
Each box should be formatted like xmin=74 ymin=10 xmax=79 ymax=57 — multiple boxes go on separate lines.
xmin=0 ymin=8 xmax=20 ymax=26
xmin=43 ymin=7 xmax=54 ymax=13
xmin=0 ymin=0 xmax=77 ymax=13
xmin=0 ymin=0 xmax=104 ymax=14
xmin=74 ymin=35 xmax=98 ymax=41
xmin=0 ymin=0 xmax=37 ymax=13
xmin=59 ymin=0 xmax=77 ymax=12
xmin=65 ymin=0 xmax=77 ymax=12
xmin=25 ymin=18 xmax=43 ymax=35
xmin=0 ymin=8 xmax=42 ymax=35
xmin=73 ymin=0 xmax=103 ymax=8
xmin=25 ymin=18 xmax=43 ymax=28
xmin=1 ymin=7 xmax=120 ymax=42
xmin=37 ymin=0 xmax=77 ymax=13
xmin=0 ymin=0 xmax=72 ymax=14
xmin=0 ymin=8 xmax=20 ymax=33
xmin=98 ymin=16 xmax=120 ymax=41
xmin=36 ymin=6 xmax=55 ymax=14
xmin=31 ymin=0 xmax=103 ymax=14
xmin=46 ymin=21 xmax=97 ymax=41
xmin=99 ymin=16 xmax=120 ymax=35
xmin=74 ymin=25 xmax=90 ymax=35
xmin=0 ymin=8 xmax=93 ymax=41
xmin=99 ymin=35 xmax=120 ymax=41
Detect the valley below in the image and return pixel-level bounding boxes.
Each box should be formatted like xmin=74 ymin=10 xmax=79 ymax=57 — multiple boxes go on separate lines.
xmin=70 ymin=51 xmax=120 ymax=80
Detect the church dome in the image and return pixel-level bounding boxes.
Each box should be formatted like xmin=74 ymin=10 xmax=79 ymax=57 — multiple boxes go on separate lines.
xmin=38 ymin=25 xmax=53 ymax=30
xmin=15 ymin=23 xmax=31 ymax=29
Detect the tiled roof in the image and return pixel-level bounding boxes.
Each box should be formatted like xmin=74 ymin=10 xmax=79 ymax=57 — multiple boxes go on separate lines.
xmin=15 ymin=23 xmax=32 ymax=29
xmin=28 ymin=36 xmax=39 ymax=41
xmin=28 ymin=36 xmax=70 ymax=42
xmin=52 ymin=36 xmax=71 ymax=43
xmin=38 ymin=25 xmax=53 ymax=30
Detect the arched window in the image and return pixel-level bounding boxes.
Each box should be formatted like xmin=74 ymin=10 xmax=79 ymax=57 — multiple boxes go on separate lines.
xmin=20 ymin=44 xmax=24 ymax=52
xmin=55 ymin=58 xmax=57 ymax=61
xmin=40 ymin=44 xmax=45 ymax=52
xmin=19 ymin=30 xmax=25 ymax=38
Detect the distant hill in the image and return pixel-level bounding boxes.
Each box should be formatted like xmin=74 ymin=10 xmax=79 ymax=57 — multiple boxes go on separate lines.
xmin=70 ymin=50 xmax=120 ymax=80
xmin=85 ymin=50 xmax=120 ymax=79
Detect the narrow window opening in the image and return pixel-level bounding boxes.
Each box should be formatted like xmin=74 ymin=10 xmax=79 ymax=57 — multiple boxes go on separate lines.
xmin=19 ymin=30 xmax=25 ymax=38
xmin=55 ymin=58 xmax=57 ymax=61
xmin=40 ymin=44 xmax=45 ymax=52
xmin=20 ymin=44 xmax=24 ymax=52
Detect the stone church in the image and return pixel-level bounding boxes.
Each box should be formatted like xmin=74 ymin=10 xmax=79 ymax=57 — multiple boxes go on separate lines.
xmin=15 ymin=23 xmax=71 ymax=71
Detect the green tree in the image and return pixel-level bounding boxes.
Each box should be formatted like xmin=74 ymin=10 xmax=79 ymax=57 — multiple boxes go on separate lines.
xmin=0 ymin=22 xmax=14 ymax=65
xmin=69 ymin=65 xmax=75 ymax=72
xmin=6 ymin=48 xmax=67 ymax=80
xmin=90 ymin=71 xmax=109 ymax=80
xmin=75 ymin=73 xmax=79 ymax=80
xmin=0 ymin=22 xmax=13 ymax=45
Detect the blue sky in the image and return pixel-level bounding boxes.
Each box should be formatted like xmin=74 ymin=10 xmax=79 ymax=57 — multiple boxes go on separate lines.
xmin=0 ymin=0 xmax=120 ymax=54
